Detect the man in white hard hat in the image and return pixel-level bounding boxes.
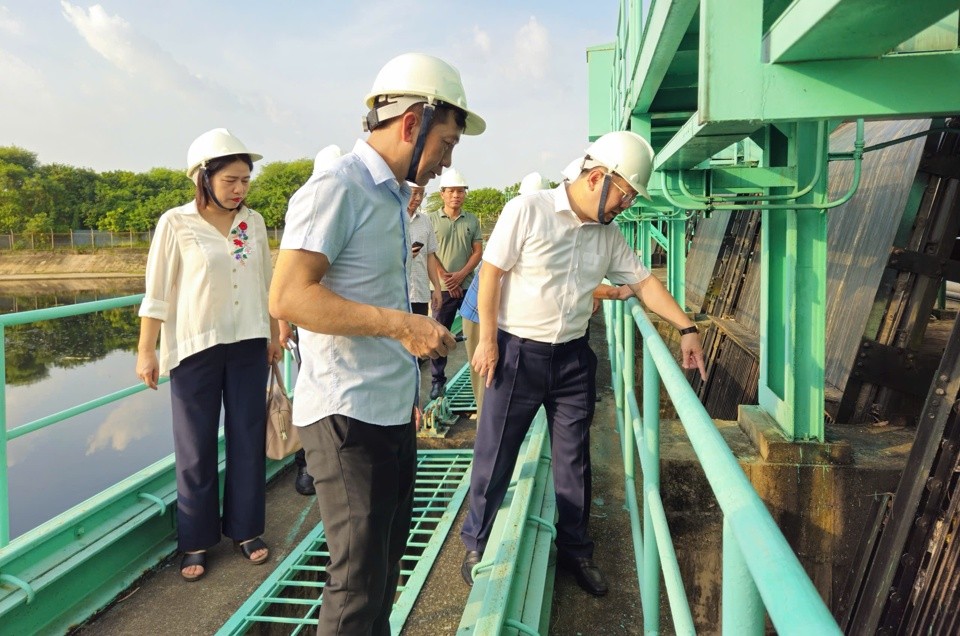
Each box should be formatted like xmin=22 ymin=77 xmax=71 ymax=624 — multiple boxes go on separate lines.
xmin=406 ymin=181 xmax=442 ymax=318
xmin=281 ymin=144 xmax=343 ymax=498
xmin=461 ymin=131 xmax=706 ymax=597
xmin=427 ymin=167 xmax=483 ymax=400
xmin=270 ymin=52 xmax=484 ymax=635
xmin=457 ymin=171 xmax=551 ymax=418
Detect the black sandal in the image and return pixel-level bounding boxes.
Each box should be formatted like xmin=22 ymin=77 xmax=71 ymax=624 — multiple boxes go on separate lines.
xmin=235 ymin=537 xmax=269 ymax=564
xmin=180 ymin=551 xmax=207 ymax=582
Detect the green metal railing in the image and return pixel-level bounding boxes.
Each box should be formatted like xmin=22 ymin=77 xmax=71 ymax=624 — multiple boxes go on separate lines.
xmin=457 ymin=410 xmax=556 ymax=635
xmin=605 ymin=296 xmax=841 ymax=635
xmin=0 ymin=294 xmax=160 ymax=546
xmin=0 ymin=295 xmax=292 ymax=633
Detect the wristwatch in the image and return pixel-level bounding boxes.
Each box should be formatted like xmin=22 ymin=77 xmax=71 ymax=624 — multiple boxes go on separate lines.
xmin=678 ymin=325 xmax=698 ymax=336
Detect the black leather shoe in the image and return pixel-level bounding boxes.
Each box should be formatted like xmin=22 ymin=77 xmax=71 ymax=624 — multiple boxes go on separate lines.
xmin=429 ymin=382 xmax=444 ymax=401
xmin=461 ymin=550 xmax=482 ymax=586
xmin=558 ymin=555 xmax=609 ymax=597
xmin=295 ymin=464 xmax=315 ymax=496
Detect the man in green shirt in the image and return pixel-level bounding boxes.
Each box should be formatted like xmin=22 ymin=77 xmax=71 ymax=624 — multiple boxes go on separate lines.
xmin=428 ymin=167 xmax=483 ymax=400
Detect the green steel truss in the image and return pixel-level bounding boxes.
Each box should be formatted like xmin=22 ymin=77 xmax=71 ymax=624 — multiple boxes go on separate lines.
xmin=590 ymin=0 xmax=958 ymax=441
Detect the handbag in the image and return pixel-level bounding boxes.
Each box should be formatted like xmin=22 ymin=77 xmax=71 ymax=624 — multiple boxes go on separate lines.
xmin=265 ymin=361 xmax=301 ymax=459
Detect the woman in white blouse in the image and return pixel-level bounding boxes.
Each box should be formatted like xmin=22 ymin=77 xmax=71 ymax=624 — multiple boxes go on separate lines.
xmin=135 ymin=128 xmax=282 ymax=582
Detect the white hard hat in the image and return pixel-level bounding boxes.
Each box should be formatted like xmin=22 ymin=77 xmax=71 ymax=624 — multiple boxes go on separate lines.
xmin=561 ymin=157 xmax=585 ymax=182
xmin=186 ymin=128 xmax=262 ymax=180
xmin=519 ymin=172 xmax=550 ymax=195
xmin=364 ymin=53 xmax=485 ymax=136
xmin=406 ymin=180 xmax=425 ymax=190
xmin=439 ymin=168 xmax=469 ymax=189
xmin=312 ymin=144 xmax=342 ymax=175
xmin=582 ymin=131 xmax=655 ymax=200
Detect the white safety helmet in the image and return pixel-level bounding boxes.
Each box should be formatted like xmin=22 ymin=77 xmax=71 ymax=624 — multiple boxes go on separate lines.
xmin=439 ymin=168 xmax=469 ymax=189
xmin=518 ymin=171 xmax=550 ymax=195
xmin=312 ymin=144 xmax=342 ymax=176
xmin=186 ymin=128 xmax=262 ymax=181
xmin=581 ymin=131 xmax=655 ymax=200
xmin=363 ymin=53 xmax=485 ymax=136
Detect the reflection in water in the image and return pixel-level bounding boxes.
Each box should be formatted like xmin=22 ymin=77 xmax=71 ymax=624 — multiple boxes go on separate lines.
xmin=3 ymin=288 xmax=142 ymax=386
xmin=3 ymin=283 xmax=175 ymax=540
xmin=85 ymin=399 xmax=155 ymax=455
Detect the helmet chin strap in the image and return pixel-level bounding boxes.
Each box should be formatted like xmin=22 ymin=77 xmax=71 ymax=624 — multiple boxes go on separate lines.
xmin=405 ymin=103 xmax=435 ymax=184
xmin=597 ymin=173 xmax=613 ymax=225
xmin=202 ymin=170 xmax=240 ymax=211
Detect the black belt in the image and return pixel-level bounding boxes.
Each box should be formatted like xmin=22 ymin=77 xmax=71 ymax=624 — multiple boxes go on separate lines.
xmin=500 ymin=330 xmax=587 ymax=350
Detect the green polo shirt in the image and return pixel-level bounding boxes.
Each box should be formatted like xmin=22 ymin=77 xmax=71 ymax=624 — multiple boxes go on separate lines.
xmin=428 ymin=209 xmax=482 ymax=290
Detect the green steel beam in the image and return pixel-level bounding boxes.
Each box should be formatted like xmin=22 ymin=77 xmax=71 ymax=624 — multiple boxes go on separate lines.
xmin=702 ymin=0 xmax=960 ymax=124
xmin=758 ymin=121 xmax=827 ymax=441
xmin=708 ymin=166 xmax=798 ymax=191
xmin=629 ymin=0 xmax=700 ymax=116
xmin=587 ymin=43 xmax=616 ymax=140
xmin=652 ymin=0 xmax=959 ymax=170
xmin=654 ymin=113 xmax=761 ymax=170
xmin=667 ymin=219 xmax=686 ymax=307
xmin=763 ymin=0 xmax=957 ymax=63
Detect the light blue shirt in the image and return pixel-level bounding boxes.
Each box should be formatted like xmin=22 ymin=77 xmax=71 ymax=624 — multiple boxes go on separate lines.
xmin=280 ymin=139 xmax=417 ymax=426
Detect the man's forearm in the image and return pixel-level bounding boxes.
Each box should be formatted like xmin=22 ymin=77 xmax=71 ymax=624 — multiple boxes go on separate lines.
xmin=476 ymin=263 xmax=504 ymax=342
xmin=629 ymin=276 xmax=695 ymax=330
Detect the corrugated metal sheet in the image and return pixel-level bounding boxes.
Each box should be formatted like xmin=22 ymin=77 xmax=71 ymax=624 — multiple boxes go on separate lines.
xmin=684 ymin=210 xmax=732 ymax=312
xmin=825 ymin=119 xmax=931 ymax=391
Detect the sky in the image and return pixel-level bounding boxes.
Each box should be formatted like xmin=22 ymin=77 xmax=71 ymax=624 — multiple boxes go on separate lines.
xmin=0 ymin=1 xmax=617 ymax=190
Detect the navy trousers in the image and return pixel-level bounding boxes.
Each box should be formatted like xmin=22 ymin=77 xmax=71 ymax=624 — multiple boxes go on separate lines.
xmin=169 ymin=338 xmax=268 ymax=552
xmin=299 ymin=415 xmax=416 ymax=636
xmin=461 ymin=329 xmax=598 ymax=559
xmin=430 ymin=291 xmax=463 ymax=385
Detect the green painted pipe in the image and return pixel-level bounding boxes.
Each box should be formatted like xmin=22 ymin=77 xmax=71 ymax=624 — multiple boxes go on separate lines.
xmin=659 ymin=119 xmax=864 ymax=212
xmin=677 ymin=121 xmax=826 ymax=203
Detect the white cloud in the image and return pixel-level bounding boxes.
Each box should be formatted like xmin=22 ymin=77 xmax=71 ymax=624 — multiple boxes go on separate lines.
xmin=0 ymin=48 xmax=46 ymax=94
xmin=0 ymin=6 xmax=23 ymax=35
xmin=513 ymin=16 xmax=550 ymax=80
xmin=473 ymin=26 xmax=491 ymax=54
xmin=58 ymin=2 xmax=290 ymax=124
xmin=60 ymin=2 xmax=211 ymax=102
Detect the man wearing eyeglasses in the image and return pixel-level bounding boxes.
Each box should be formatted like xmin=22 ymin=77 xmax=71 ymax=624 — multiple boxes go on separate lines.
xmin=460 ymin=130 xmax=706 ymax=597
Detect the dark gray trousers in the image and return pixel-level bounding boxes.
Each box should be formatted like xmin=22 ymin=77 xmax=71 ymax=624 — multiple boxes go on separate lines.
xmin=169 ymin=338 xmax=268 ymax=552
xmin=299 ymin=414 xmax=416 ymax=636
xmin=460 ymin=330 xmax=597 ymax=559
xmin=430 ymin=291 xmax=463 ymax=385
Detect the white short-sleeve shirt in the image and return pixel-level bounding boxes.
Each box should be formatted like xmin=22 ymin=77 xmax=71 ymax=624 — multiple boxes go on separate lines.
xmin=407 ymin=209 xmax=438 ymax=303
xmin=138 ymin=202 xmax=272 ymax=375
xmin=280 ymin=139 xmax=417 ymax=427
xmin=483 ymin=184 xmax=651 ymax=343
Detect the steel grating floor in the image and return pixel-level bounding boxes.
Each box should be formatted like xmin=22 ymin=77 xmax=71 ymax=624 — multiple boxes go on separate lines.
xmin=216 ymin=450 xmax=473 ymax=635
xmin=443 ymin=362 xmax=477 ymax=414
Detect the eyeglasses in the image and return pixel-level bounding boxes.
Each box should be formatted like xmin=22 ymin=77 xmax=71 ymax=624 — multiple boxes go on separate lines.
xmin=606 ymin=174 xmax=637 ymax=207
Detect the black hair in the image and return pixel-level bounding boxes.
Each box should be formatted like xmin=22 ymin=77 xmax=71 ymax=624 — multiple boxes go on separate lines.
xmin=195 ymin=153 xmax=253 ymax=209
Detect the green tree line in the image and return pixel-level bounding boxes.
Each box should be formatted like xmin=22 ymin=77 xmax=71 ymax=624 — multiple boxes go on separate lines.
xmin=0 ymin=146 xmax=549 ymax=233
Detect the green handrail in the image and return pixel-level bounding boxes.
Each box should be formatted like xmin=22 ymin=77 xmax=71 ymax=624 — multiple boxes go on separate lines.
xmin=0 ymin=294 xmax=148 ymax=546
xmin=606 ymin=297 xmax=841 ymax=635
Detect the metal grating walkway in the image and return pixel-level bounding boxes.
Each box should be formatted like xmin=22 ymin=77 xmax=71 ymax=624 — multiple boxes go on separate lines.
xmin=216 ymin=450 xmax=472 ymax=635
xmin=443 ymin=363 xmax=477 ymax=414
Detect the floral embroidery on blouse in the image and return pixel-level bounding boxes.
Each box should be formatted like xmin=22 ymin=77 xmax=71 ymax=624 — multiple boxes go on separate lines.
xmin=230 ymin=221 xmax=252 ymax=264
